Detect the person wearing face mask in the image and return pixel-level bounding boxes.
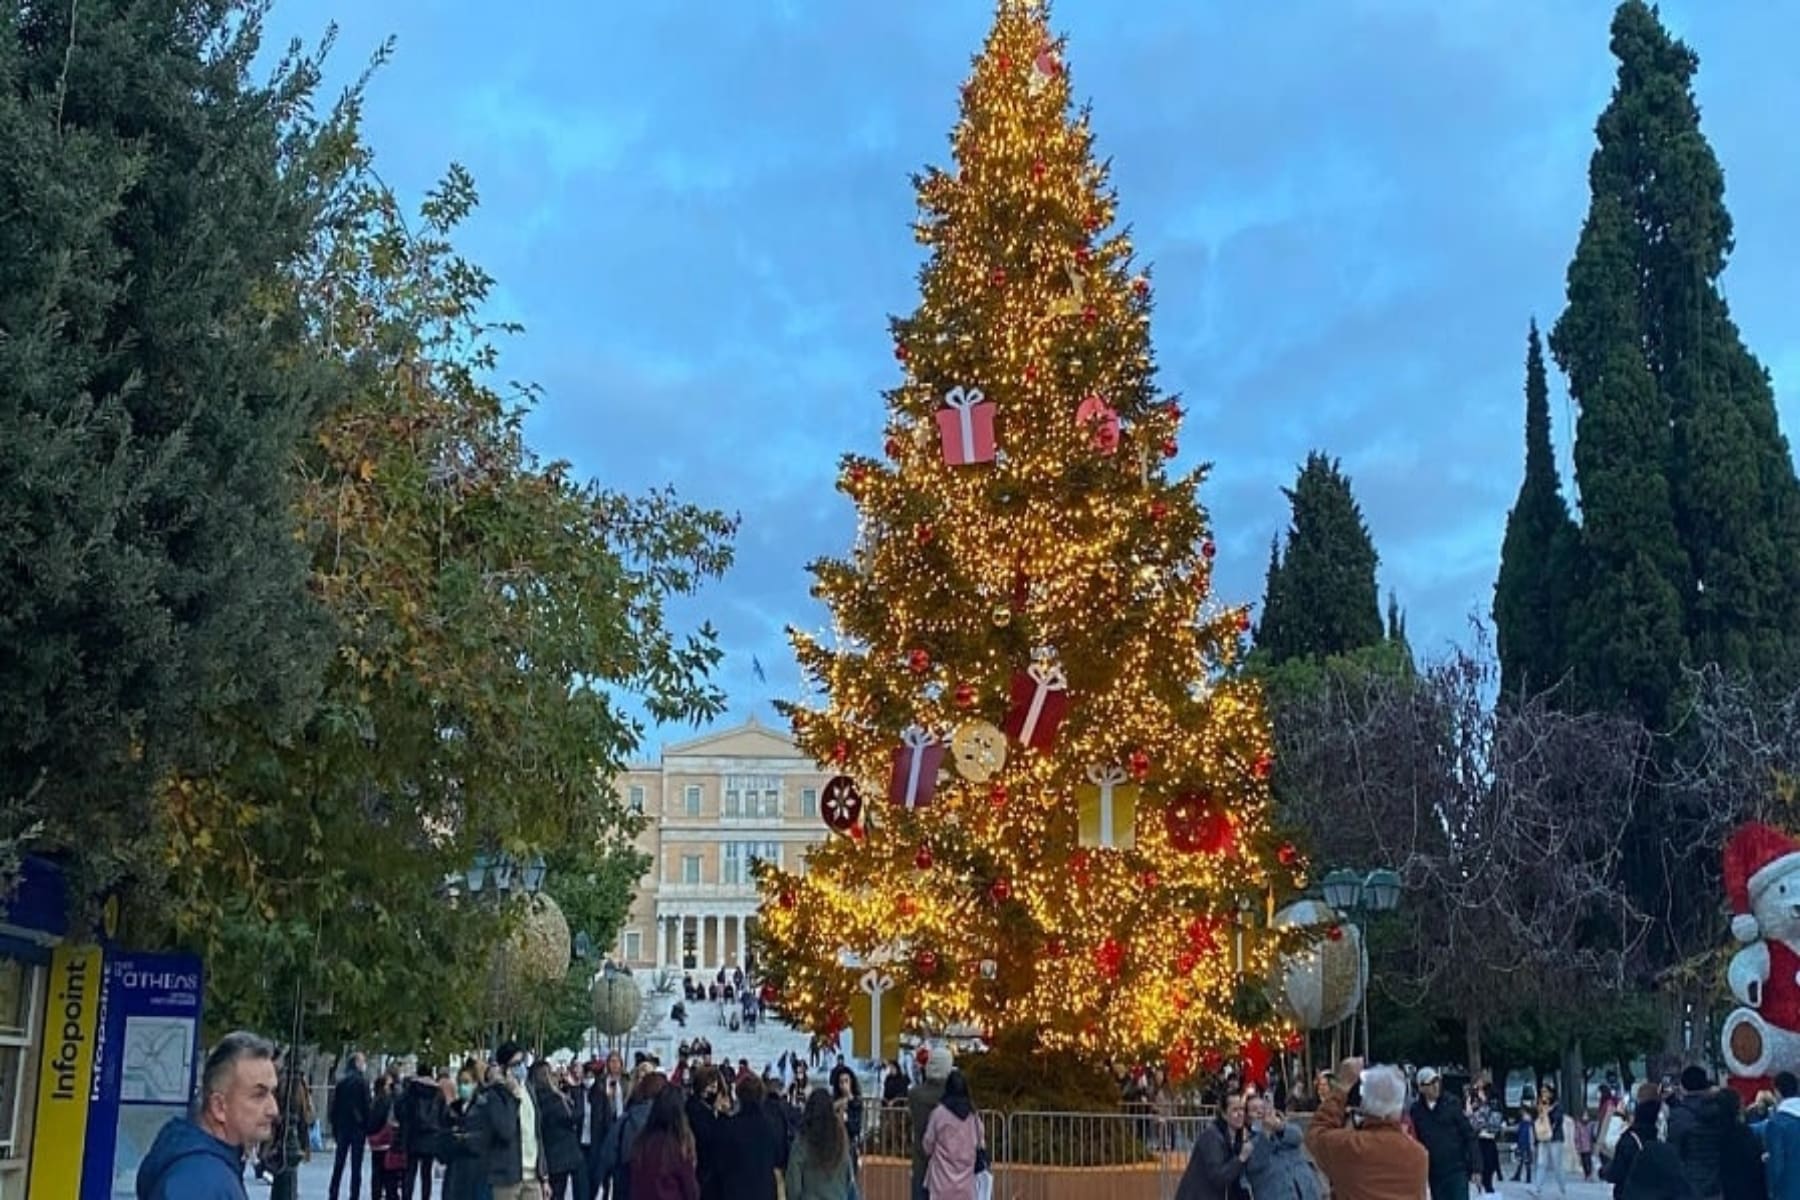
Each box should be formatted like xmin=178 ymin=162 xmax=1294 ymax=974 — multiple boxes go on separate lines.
xmin=1245 ymin=1094 xmax=1320 ymax=1200
xmin=439 ymin=1070 xmax=483 ymax=1200
xmin=467 ymin=1043 xmax=548 ymax=1200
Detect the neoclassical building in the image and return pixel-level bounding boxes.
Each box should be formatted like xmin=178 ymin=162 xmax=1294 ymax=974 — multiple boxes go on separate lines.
xmin=613 ymin=717 xmax=832 ymax=974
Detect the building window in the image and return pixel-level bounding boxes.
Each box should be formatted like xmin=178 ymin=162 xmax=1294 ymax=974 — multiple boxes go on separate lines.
xmin=681 ymin=855 xmax=701 ymax=884
xmin=801 ymin=787 xmax=818 ymax=817
xmin=723 ymin=842 xmax=745 ymax=885
xmin=684 ymin=785 xmax=701 ymax=817
xmin=726 ymin=774 xmax=781 ymax=818
xmin=627 ymin=784 xmax=645 ymax=813
xmin=623 ymin=930 xmax=642 ymax=961
xmin=0 ymin=957 xmax=41 ymax=1158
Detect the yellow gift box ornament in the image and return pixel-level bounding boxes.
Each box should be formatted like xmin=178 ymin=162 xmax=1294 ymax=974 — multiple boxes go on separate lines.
xmin=1077 ymin=763 xmax=1139 ymax=850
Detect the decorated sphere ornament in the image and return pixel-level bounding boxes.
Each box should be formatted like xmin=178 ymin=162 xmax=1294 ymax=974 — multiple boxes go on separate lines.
xmin=991 ymin=604 xmax=1013 ymax=628
xmin=1272 ymin=899 xmax=1366 ymax=1030
xmin=1202 ymin=539 xmax=1218 ymax=560
xmin=950 ymin=720 xmax=1007 ymax=782
xmin=954 ymin=682 xmax=977 ymax=709
xmin=820 ymin=775 xmax=865 ymax=835
xmin=914 ymin=843 xmax=935 ymax=871
xmin=1278 ymin=842 xmax=1300 ymax=867
xmin=908 ymin=648 xmax=932 ymax=674
xmin=1162 ymin=439 xmax=1179 ymax=459
xmin=1149 ymin=499 xmax=1170 ymax=523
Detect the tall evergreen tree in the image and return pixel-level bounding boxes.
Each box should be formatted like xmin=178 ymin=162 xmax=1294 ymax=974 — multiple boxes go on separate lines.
xmin=0 ymin=1 xmax=329 ymax=899
xmin=1494 ymin=321 xmax=1580 ymax=699
xmin=1257 ymin=452 xmax=1383 ymax=664
xmin=1552 ymin=0 xmax=1800 ymax=725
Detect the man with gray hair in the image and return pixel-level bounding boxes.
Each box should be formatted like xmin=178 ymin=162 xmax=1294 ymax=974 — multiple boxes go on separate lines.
xmin=138 ymin=1030 xmax=281 ymax=1200
xmin=1305 ymin=1056 xmax=1429 ymax=1200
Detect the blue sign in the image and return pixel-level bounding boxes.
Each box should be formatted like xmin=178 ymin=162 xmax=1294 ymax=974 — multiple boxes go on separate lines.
xmin=80 ymin=952 xmax=205 ymax=1200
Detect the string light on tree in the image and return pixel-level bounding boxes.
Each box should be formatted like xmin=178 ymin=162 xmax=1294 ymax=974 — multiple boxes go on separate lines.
xmin=754 ymin=0 xmax=1302 ymax=1068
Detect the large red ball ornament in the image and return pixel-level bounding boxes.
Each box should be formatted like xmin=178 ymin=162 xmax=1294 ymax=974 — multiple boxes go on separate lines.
xmin=914 ymin=844 xmax=934 ymax=871
xmin=778 ymin=889 xmax=796 ymax=910
xmin=894 ymin=343 xmax=909 ymax=362
xmin=1278 ymin=842 xmax=1299 ymax=867
xmin=1162 ymin=439 xmax=1179 ymax=459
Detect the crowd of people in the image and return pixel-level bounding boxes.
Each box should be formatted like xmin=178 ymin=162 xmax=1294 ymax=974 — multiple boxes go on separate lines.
xmin=1174 ymin=1056 xmax=1800 ymax=1200
xmin=133 ymin=1030 xmax=996 ymax=1200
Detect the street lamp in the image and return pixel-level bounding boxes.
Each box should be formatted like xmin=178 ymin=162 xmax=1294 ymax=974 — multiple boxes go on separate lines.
xmin=1322 ymin=867 xmax=1403 ymax=1060
xmin=463 ymin=852 xmax=547 ymax=898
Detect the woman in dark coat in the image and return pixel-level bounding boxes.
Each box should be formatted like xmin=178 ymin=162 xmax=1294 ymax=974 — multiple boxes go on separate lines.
xmin=531 ymin=1061 xmax=587 ymax=1200
xmin=708 ymin=1073 xmax=782 ymax=1200
xmin=439 ymin=1068 xmax=483 ymax=1200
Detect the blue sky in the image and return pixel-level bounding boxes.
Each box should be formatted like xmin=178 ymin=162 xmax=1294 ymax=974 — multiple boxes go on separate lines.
xmin=265 ymin=0 xmax=1800 ymax=746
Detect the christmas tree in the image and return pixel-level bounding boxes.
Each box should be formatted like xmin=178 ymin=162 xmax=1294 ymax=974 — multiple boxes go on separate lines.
xmin=755 ymin=0 xmax=1303 ymax=1073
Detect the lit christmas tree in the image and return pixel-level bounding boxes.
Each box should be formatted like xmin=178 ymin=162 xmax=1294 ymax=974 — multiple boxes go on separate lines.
xmin=755 ymin=0 xmax=1304 ymax=1074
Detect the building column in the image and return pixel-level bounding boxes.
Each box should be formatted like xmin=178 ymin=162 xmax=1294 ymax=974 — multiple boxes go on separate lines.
xmin=730 ymin=914 xmax=742 ymax=967
xmin=655 ymin=913 xmax=667 ymax=968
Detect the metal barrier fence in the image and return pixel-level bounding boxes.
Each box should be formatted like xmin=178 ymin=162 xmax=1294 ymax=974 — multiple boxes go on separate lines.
xmin=854 ymin=1103 xmax=1222 ymax=1200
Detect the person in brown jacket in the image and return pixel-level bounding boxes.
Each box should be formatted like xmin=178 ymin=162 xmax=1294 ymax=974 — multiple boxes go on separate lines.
xmin=1305 ymin=1057 xmax=1429 ymax=1200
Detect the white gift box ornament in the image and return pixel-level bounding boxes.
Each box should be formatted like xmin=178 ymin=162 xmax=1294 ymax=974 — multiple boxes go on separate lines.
xmin=1077 ymin=764 xmax=1140 ymax=850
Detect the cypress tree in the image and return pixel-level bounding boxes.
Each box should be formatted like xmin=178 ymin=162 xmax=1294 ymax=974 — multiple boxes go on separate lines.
xmin=1551 ymin=1 xmax=1800 ymax=725
xmin=1494 ymin=321 xmax=1580 ymax=699
xmin=1257 ymin=452 xmax=1383 ymax=664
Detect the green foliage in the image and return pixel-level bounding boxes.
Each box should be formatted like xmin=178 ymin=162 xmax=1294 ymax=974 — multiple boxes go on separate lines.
xmin=1257 ymin=453 xmax=1384 ymax=665
xmin=533 ymin=841 xmax=654 ymax=1054
xmin=1495 ymin=321 xmax=1580 ymax=701
xmin=958 ymin=1026 xmax=1124 ymax=1116
xmin=0 ymin=0 xmax=329 ymax=911
xmin=149 ymin=119 xmax=734 ymax=1045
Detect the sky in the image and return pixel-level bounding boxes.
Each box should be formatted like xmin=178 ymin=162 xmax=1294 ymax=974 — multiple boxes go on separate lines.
xmin=263 ymin=0 xmax=1800 ymax=749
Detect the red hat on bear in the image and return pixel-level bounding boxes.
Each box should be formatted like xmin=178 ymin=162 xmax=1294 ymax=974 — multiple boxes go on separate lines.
xmin=1724 ymin=822 xmax=1800 ymax=943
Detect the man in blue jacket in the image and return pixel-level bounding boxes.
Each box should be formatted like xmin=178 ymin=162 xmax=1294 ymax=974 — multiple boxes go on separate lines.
xmin=138 ymin=1031 xmax=281 ymax=1200
xmin=1766 ymin=1071 xmax=1800 ymax=1200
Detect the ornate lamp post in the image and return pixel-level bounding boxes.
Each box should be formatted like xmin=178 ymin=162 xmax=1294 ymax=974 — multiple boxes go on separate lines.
xmin=1321 ymin=867 xmax=1402 ymax=1059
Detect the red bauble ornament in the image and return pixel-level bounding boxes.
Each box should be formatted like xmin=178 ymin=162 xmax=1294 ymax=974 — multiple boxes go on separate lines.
xmin=885 ymin=435 xmax=904 ymax=459
xmin=1083 ymin=211 xmax=1103 ymax=233
xmin=1202 ymin=539 xmax=1218 ymax=560
xmin=990 ymin=267 xmax=1007 ymax=287
xmin=848 ymin=821 xmax=866 ymax=843
xmin=1253 ymin=752 xmax=1274 ymax=780
xmin=1032 ymin=158 xmax=1046 ymax=181
xmin=848 ymin=464 xmax=868 ymax=486
xmin=989 ymin=877 xmax=1013 ymax=904
xmin=916 ymin=949 xmax=939 ymax=976
xmin=954 ymin=682 xmax=976 ymax=709
xmin=1162 ymin=439 xmax=1179 ymax=459
xmin=1176 ymin=951 xmax=1198 ymax=975
xmin=820 ymin=775 xmax=865 ymax=835
xmin=914 ymin=843 xmax=934 ymax=871
xmin=988 ymin=781 xmax=1009 ymax=809
xmin=1166 ymin=791 xmax=1235 ymax=855
xmin=1138 ymin=870 xmax=1159 ymax=890
xmin=998 ymin=53 xmax=1013 ymax=72
xmin=908 ymin=648 xmax=931 ymax=674
xmin=1096 ymin=937 xmax=1125 ymax=980
xmin=1149 ymin=499 xmax=1169 ymax=522
xmin=1082 ymin=304 xmax=1098 ymax=325
xmin=1278 ymin=842 xmax=1299 ymax=867
xmin=1235 ymin=609 xmax=1252 ymax=633
xmin=1129 ymin=749 xmax=1151 ymax=780
xmin=832 ymin=741 xmax=849 ymax=764
xmin=778 ymin=889 xmax=796 ymax=910
xmin=1133 ymin=276 xmax=1150 ymax=297
xmin=1327 ymin=924 xmax=1345 ymax=942
xmin=1186 ymin=917 xmax=1219 ymax=953
xmin=915 ymin=523 xmax=935 ymax=546
xmin=1023 ymin=364 xmax=1039 ymax=383
xmin=894 ymin=343 xmax=909 ymax=362
xmin=1167 ymin=401 xmax=1185 ymax=423
xmin=1074 ymin=246 xmax=1091 ymax=267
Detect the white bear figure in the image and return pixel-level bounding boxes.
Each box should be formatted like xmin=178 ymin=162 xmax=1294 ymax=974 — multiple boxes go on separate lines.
xmin=1720 ymin=823 xmax=1800 ymax=1087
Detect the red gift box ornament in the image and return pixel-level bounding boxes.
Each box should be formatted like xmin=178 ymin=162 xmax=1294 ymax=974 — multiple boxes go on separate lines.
xmin=820 ymin=775 xmax=864 ymax=835
xmin=1075 ymin=394 xmax=1120 ymax=454
xmin=888 ymin=726 xmax=946 ymax=810
xmin=1001 ymin=662 xmax=1069 ymax=751
xmin=936 ymin=385 xmax=997 ymax=467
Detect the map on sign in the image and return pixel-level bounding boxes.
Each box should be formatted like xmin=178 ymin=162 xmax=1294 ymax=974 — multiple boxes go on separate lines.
xmin=120 ymin=1016 xmax=194 ymax=1103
